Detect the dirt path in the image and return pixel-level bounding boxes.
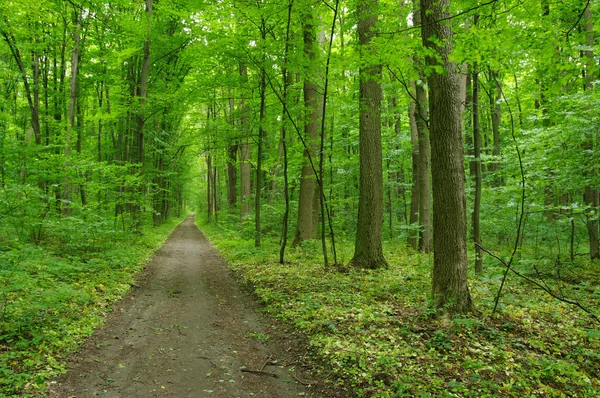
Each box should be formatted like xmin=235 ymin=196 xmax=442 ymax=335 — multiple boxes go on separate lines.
xmin=48 ymin=215 xmax=323 ymax=398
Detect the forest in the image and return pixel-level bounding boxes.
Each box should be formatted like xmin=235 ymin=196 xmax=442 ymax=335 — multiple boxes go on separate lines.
xmin=0 ymin=0 xmax=599 ymax=396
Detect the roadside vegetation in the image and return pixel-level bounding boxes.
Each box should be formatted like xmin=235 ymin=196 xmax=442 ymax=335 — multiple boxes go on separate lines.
xmin=199 ymin=218 xmax=600 ymax=397
xmin=0 ymin=213 xmax=185 ymax=396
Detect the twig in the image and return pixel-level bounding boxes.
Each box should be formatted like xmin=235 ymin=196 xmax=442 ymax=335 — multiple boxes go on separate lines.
xmin=240 ymin=368 xmax=278 ymax=378
xmin=197 ymin=356 xmax=217 ymax=367
xmin=477 ymin=244 xmax=600 ymax=324
xmin=260 ymin=355 xmax=273 ymax=372
xmin=565 ymin=0 xmax=591 ymax=39
xmin=157 ymin=348 xmax=174 ymax=359
xmin=292 ymin=373 xmax=312 ymax=386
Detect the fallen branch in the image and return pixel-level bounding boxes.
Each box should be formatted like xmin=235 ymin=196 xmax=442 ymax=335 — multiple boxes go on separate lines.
xmin=240 ymin=368 xmax=278 ymax=378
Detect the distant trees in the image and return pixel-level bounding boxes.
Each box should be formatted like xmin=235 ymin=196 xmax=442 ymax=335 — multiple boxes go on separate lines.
xmin=1 ymin=0 xmax=597 ymax=316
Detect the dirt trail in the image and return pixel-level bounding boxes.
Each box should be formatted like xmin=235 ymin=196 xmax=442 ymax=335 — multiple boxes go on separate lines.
xmin=48 ymin=215 xmax=322 ymax=398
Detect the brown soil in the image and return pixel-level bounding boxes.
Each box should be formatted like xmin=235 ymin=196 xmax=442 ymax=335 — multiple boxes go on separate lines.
xmin=47 ymin=215 xmax=330 ymax=398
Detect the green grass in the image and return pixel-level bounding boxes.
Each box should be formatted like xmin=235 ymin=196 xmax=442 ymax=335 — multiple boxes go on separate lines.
xmin=0 ymin=213 xmax=187 ymax=397
xmin=198 ymin=218 xmax=600 ymax=397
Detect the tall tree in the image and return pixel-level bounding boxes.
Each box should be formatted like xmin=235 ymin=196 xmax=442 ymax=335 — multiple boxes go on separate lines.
xmin=421 ymin=0 xmax=473 ymax=313
xmin=583 ymin=3 xmax=599 ymax=260
xmin=412 ymin=0 xmax=431 ymax=253
xmin=472 ymin=61 xmax=483 ymax=274
xmin=349 ymin=0 xmax=387 ymax=269
xmin=293 ymin=4 xmax=321 ymax=245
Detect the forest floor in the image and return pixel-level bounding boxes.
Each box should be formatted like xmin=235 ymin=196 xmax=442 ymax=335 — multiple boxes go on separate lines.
xmin=46 ymin=215 xmax=329 ymax=398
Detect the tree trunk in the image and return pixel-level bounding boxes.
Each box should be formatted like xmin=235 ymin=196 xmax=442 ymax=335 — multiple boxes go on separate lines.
xmin=255 ymin=20 xmax=267 ymax=247
xmin=207 ymin=154 xmax=212 ymax=223
xmin=583 ymin=4 xmax=599 ymax=260
xmin=62 ymin=12 xmax=81 ymax=217
xmin=227 ymin=94 xmax=237 ymax=207
xmin=0 ymin=30 xmax=43 ymax=146
xmin=421 ymin=0 xmax=473 ymax=313
xmin=412 ymin=0 xmax=431 ymax=253
xmin=408 ymin=99 xmax=420 ymax=250
xmin=239 ymin=63 xmax=251 ymax=218
xmin=415 ymin=82 xmax=431 ymax=253
xmin=293 ymin=7 xmax=321 ymax=245
xmin=279 ymin=0 xmax=293 ymax=264
xmin=472 ymin=64 xmax=483 ymax=274
xmin=489 ymin=69 xmax=502 ymax=174
xmin=350 ymin=0 xmax=387 ymax=269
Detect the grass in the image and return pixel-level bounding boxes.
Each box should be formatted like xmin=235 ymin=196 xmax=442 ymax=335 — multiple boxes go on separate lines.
xmin=198 ymin=218 xmax=600 ymax=397
xmin=0 ymin=213 xmax=186 ymax=397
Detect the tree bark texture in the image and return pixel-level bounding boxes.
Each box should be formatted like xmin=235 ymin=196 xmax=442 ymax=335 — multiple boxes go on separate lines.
xmin=412 ymin=0 xmax=431 ymax=253
xmin=421 ymin=0 xmax=473 ymax=313
xmin=294 ymin=8 xmax=321 ymax=245
xmin=472 ymin=66 xmax=483 ymax=274
xmin=239 ymin=63 xmax=251 ymax=218
xmin=583 ymin=4 xmax=599 ymax=260
xmin=350 ymin=0 xmax=387 ymax=269
xmin=408 ymin=100 xmax=420 ymax=250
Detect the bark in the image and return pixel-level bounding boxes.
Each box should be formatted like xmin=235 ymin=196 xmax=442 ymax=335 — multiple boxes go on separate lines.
xmin=137 ymin=0 xmax=152 ymax=165
xmin=350 ymin=0 xmax=387 ymax=269
xmin=415 ymin=82 xmax=431 ymax=253
xmin=583 ymin=4 xmax=599 ymax=260
xmin=472 ymin=65 xmax=483 ymax=274
xmin=412 ymin=0 xmax=431 ymax=253
xmin=408 ymin=100 xmax=420 ymax=250
xmin=255 ymin=41 xmax=267 ymax=247
xmin=293 ymin=8 xmax=321 ymax=245
xmin=421 ymin=0 xmax=473 ymax=313
xmin=279 ymin=0 xmax=293 ymax=264
xmin=239 ymin=63 xmax=251 ymax=218
xmin=226 ymin=94 xmax=237 ymax=208
xmin=489 ymin=70 xmax=501 ymax=173
xmin=62 ymin=12 xmax=81 ymax=217
xmin=206 ymin=154 xmax=212 ymax=222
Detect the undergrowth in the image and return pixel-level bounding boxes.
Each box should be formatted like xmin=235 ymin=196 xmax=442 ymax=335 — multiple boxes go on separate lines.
xmin=198 ymin=219 xmax=600 ymax=397
xmin=0 ymin=214 xmax=186 ymax=397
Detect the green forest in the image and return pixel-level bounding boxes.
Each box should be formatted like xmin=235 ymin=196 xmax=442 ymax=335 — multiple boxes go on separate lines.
xmin=0 ymin=0 xmax=599 ymax=396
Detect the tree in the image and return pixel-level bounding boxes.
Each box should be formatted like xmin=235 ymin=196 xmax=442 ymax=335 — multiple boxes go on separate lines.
xmin=293 ymin=4 xmax=321 ymax=246
xmin=583 ymin=3 xmax=599 ymax=261
xmin=349 ymin=0 xmax=387 ymax=270
xmin=421 ymin=0 xmax=473 ymax=313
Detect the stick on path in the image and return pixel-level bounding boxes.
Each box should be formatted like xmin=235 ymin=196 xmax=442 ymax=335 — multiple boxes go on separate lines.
xmin=48 ymin=215 xmax=316 ymax=398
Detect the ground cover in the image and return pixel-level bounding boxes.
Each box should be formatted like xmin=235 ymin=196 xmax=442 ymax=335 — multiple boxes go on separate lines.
xmin=198 ymin=220 xmax=600 ymax=397
xmin=0 ymin=214 xmax=186 ymax=397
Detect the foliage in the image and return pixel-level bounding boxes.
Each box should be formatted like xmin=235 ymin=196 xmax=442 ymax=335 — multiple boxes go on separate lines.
xmin=199 ymin=217 xmax=600 ymax=397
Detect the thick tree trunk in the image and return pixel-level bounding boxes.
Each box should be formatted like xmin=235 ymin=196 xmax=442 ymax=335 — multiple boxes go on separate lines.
xmin=350 ymin=0 xmax=387 ymax=269
xmin=421 ymin=0 xmax=473 ymax=313
xmin=294 ymin=8 xmax=321 ymax=245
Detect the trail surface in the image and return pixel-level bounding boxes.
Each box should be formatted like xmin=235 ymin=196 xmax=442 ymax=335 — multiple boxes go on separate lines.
xmin=48 ymin=215 xmax=321 ymax=398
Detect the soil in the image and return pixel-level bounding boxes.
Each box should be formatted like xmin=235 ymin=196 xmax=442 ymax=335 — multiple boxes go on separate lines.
xmin=47 ymin=215 xmax=330 ymax=398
